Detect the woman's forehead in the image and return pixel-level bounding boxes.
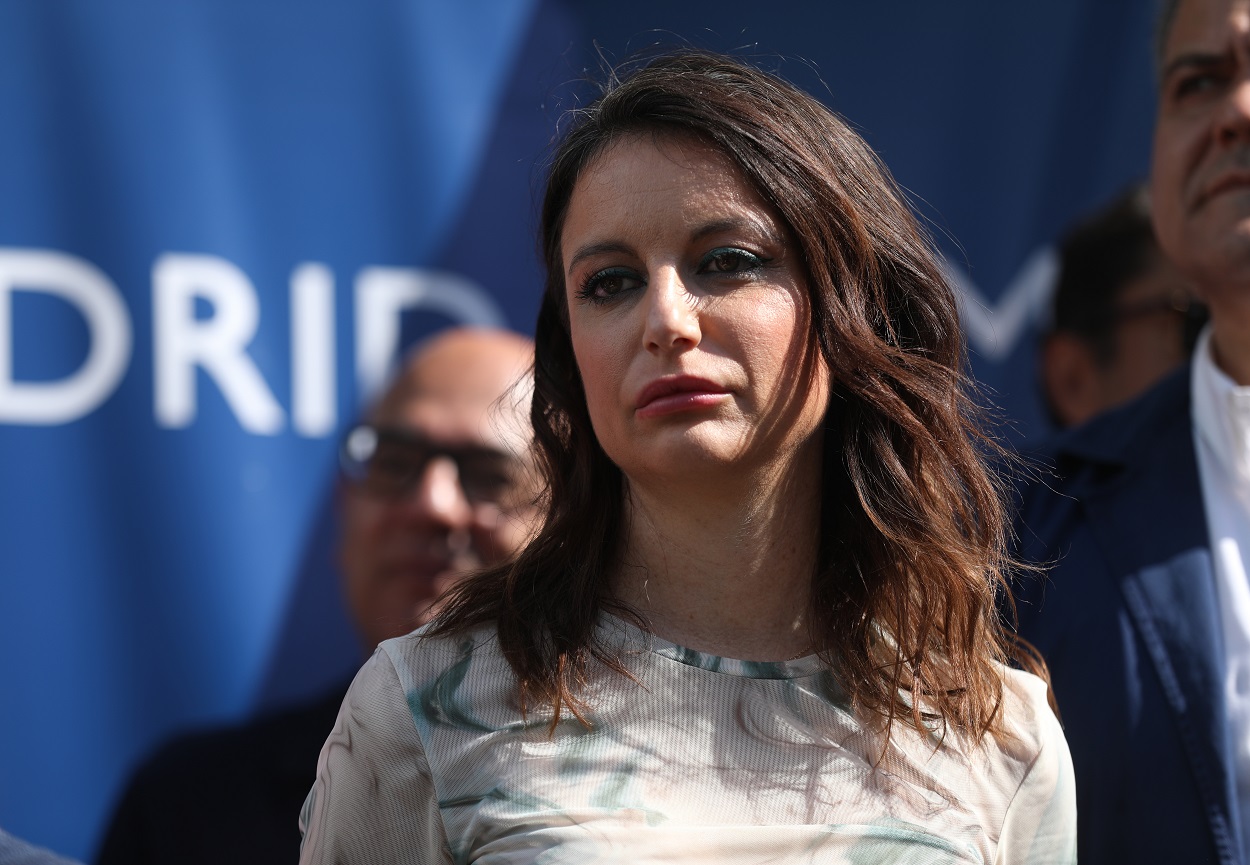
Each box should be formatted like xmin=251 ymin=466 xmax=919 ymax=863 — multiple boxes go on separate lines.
xmin=562 ymin=136 xmax=780 ymax=251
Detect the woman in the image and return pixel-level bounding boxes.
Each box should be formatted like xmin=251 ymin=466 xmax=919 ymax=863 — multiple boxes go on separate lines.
xmin=299 ymin=51 xmax=1075 ymax=864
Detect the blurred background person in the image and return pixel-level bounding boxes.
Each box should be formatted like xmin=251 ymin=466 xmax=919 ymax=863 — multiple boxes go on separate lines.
xmin=1040 ymin=183 xmax=1207 ymax=428
xmin=1014 ymin=0 xmax=1250 ymax=860
xmin=94 ymin=327 xmax=537 ymax=865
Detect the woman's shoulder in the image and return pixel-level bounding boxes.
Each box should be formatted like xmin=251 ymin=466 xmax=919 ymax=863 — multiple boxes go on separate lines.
xmin=979 ymin=666 xmax=1077 ymax=859
xmin=377 ymin=622 xmax=507 ymax=682
xmin=904 ymin=665 xmax=1065 ymax=804
xmin=966 ymin=664 xmax=1071 ymax=809
xmin=896 ymin=664 xmax=1072 ymax=856
xmin=892 ymin=664 xmax=1062 ymax=774
xmin=372 ymin=623 xmax=523 ymax=735
xmin=994 ymin=664 xmax=1062 ymax=753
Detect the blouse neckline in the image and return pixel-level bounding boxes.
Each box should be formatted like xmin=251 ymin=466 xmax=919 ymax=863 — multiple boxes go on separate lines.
xmin=600 ymin=612 xmax=826 ymax=680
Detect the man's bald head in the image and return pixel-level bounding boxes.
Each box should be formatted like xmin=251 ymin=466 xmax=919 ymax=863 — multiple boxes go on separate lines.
xmin=371 ymin=328 xmax=534 ymax=442
xmin=340 ymin=327 xmax=537 ymax=651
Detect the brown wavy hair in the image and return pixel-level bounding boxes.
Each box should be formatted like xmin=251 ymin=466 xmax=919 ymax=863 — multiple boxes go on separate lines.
xmin=430 ymin=49 xmax=1042 ymax=741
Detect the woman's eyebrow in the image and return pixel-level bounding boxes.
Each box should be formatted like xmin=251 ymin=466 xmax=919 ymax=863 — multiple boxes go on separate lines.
xmin=691 ymin=216 xmax=781 ymax=245
xmin=567 ymin=218 xmax=780 ymax=272
xmin=567 ymin=240 xmax=635 ymax=271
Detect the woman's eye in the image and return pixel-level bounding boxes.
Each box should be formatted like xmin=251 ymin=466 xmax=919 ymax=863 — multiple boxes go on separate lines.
xmin=577 ymin=267 xmax=643 ymax=303
xmin=699 ymin=247 xmax=766 ymax=275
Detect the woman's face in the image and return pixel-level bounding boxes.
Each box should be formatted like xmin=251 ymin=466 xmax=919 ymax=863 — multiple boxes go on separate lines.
xmin=560 ymin=134 xmax=830 ymax=487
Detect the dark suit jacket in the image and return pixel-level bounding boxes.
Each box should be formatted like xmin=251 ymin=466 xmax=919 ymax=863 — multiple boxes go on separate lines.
xmin=94 ymin=684 xmax=347 ymax=865
xmin=1015 ymin=367 xmax=1241 ymax=864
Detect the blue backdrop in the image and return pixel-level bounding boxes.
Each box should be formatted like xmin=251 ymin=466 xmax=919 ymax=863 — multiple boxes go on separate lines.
xmin=0 ymin=1 xmax=1157 ymax=857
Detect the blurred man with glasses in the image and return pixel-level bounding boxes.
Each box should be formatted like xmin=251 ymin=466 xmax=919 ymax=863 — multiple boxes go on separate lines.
xmin=337 ymin=327 xmax=537 ymax=652
xmin=96 ymin=327 xmax=537 ymax=865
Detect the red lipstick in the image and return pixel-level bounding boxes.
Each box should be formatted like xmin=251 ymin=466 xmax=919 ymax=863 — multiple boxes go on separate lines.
xmin=634 ymin=375 xmax=730 ymax=419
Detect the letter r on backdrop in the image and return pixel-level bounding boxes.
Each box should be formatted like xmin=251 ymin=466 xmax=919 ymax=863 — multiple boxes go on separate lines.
xmin=153 ymin=253 xmax=285 ymax=434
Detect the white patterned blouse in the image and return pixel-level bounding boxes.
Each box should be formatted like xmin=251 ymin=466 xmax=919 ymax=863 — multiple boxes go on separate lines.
xmin=299 ymin=616 xmax=1075 ymax=864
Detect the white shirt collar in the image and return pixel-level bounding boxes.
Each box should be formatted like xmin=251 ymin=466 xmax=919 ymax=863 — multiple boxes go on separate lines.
xmin=1192 ymin=325 xmax=1250 ymax=484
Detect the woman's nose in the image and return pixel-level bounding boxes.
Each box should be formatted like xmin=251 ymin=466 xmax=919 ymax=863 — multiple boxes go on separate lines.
xmin=642 ymin=268 xmax=701 ymax=353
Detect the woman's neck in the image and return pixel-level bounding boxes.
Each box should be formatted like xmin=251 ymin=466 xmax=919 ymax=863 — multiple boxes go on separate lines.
xmin=610 ymin=447 xmax=823 ymax=662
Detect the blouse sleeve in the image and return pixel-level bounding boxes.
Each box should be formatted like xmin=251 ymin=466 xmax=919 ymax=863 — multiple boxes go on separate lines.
xmin=298 ymin=647 xmax=453 ymax=865
xmin=995 ymin=697 xmax=1078 ymax=865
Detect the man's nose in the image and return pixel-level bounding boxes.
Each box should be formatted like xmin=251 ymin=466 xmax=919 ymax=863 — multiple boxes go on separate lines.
xmin=1217 ymin=76 xmax=1250 ymax=145
xmin=396 ymin=456 xmax=474 ymax=526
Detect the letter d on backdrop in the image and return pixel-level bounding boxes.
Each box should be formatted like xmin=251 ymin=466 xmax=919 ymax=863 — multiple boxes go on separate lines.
xmin=0 ymin=248 xmax=132 ymax=425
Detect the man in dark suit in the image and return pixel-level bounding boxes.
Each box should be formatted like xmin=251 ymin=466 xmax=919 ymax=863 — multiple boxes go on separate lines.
xmin=94 ymin=327 xmax=537 ymax=865
xmin=1015 ymin=1 xmax=1250 ymax=863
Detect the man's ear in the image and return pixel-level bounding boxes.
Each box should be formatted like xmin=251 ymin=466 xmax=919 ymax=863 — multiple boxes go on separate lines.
xmin=1041 ymin=333 xmax=1104 ymax=429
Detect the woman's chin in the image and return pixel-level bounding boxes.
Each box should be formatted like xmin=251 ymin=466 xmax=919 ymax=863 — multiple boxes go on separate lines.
xmin=616 ymin=439 xmax=758 ymax=488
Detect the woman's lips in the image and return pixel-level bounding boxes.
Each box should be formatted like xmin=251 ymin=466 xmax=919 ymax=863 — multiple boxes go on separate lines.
xmin=635 ymin=375 xmax=730 ymax=418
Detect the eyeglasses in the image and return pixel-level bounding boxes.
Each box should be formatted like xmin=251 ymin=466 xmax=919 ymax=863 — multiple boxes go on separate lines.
xmin=339 ymin=424 xmax=526 ymax=508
